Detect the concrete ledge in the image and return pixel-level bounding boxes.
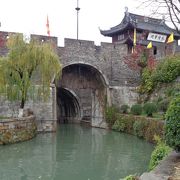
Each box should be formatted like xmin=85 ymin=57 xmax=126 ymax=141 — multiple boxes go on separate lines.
xmin=140 ymin=151 xmax=180 ymax=180
xmin=0 ymin=115 xmax=37 ymax=145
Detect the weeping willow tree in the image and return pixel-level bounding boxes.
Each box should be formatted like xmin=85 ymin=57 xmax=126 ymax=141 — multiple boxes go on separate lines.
xmin=0 ymin=34 xmax=61 ymax=110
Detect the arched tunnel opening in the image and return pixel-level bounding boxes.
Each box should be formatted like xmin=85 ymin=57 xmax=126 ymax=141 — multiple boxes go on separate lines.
xmin=56 ymin=88 xmax=81 ymax=124
xmin=56 ymin=63 xmax=107 ymax=126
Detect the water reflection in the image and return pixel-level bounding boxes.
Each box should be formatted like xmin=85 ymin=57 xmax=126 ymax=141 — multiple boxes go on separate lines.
xmin=0 ymin=124 xmax=154 ymax=180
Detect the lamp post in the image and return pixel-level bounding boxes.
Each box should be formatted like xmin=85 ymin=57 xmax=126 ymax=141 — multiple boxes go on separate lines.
xmin=75 ymin=0 xmax=80 ymax=40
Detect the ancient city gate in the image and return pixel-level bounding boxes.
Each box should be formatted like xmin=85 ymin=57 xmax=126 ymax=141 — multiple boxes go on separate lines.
xmin=0 ymin=32 xmax=139 ymax=131
xmin=54 ymin=38 xmax=139 ymax=128
xmin=56 ymin=63 xmax=108 ymax=127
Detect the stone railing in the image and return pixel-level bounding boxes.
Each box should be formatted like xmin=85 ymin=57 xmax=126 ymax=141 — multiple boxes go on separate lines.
xmin=0 ymin=115 xmax=37 ymax=145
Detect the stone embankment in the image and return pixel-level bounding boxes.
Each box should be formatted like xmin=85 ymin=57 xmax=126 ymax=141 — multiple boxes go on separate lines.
xmin=0 ymin=115 xmax=37 ymax=145
xmin=140 ymin=151 xmax=180 ymax=180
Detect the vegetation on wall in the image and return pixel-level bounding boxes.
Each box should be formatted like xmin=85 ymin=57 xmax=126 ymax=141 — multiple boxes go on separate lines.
xmin=111 ymin=114 xmax=164 ymax=143
xmin=123 ymin=45 xmax=156 ymax=72
xmin=139 ymin=54 xmax=180 ymax=94
xmin=105 ymin=106 xmax=118 ymax=127
xmin=139 ymin=67 xmax=155 ymax=94
xmin=0 ymin=34 xmax=61 ymax=109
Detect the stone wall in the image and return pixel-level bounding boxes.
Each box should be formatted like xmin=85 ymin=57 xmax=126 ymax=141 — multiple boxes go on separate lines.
xmin=0 ymin=31 xmax=141 ymax=130
xmin=58 ymin=38 xmax=140 ymax=120
xmin=24 ymin=85 xmax=57 ymax=132
xmin=0 ymin=85 xmax=56 ymax=132
xmin=58 ymin=38 xmax=140 ymax=87
xmin=109 ymin=86 xmax=139 ymax=108
xmin=0 ymin=115 xmax=37 ymax=145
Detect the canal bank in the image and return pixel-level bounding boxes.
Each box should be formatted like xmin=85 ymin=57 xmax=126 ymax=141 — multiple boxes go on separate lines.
xmin=106 ymin=113 xmax=180 ymax=180
xmin=140 ymin=151 xmax=180 ymax=180
xmin=0 ymin=115 xmax=37 ymax=145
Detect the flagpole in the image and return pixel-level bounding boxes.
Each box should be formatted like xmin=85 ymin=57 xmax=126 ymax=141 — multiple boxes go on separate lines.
xmin=75 ymin=0 xmax=80 ymax=40
xmin=46 ymin=15 xmax=50 ymax=37
xmin=132 ymin=28 xmax=136 ymax=53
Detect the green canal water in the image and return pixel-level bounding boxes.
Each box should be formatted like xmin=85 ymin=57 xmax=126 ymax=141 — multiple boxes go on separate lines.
xmin=0 ymin=124 xmax=154 ymax=180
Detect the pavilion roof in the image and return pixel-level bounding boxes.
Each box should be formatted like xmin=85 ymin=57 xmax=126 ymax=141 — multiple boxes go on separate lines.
xmin=100 ymin=12 xmax=180 ymax=38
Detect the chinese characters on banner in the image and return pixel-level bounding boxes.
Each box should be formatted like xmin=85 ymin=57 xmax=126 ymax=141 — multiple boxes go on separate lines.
xmin=147 ymin=33 xmax=167 ymax=43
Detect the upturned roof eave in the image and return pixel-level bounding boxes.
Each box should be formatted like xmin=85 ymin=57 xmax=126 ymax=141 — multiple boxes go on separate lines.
xmin=162 ymin=23 xmax=180 ymax=37
xmin=100 ymin=22 xmax=135 ymax=36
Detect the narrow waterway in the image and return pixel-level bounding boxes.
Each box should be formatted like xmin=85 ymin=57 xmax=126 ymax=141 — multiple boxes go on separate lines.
xmin=0 ymin=124 xmax=154 ymax=180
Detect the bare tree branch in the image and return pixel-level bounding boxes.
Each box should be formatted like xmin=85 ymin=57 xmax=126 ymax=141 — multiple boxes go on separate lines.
xmin=136 ymin=0 xmax=180 ymax=33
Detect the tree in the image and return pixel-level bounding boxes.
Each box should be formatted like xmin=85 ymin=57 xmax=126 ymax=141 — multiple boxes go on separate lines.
xmin=0 ymin=34 xmax=61 ymax=111
xmin=137 ymin=0 xmax=180 ymax=33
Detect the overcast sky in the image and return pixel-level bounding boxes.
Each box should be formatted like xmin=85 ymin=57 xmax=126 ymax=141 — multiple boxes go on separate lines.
xmin=0 ymin=0 xmax=151 ymax=46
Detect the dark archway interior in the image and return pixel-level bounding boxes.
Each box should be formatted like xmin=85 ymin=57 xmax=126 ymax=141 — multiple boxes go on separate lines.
xmin=56 ymin=63 xmax=106 ymax=125
xmin=57 ymin=88 xmax=80 ymax=124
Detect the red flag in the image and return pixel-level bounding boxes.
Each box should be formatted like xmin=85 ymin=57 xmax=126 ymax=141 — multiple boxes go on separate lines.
xmin=46 ymin=15 xmax=50 ymax=36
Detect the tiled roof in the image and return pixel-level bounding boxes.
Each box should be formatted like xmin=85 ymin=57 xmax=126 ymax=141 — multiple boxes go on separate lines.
xmin=100 ymin=12 xmax=180 ymax=38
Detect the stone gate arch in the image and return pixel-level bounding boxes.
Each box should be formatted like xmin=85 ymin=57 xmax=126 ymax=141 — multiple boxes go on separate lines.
xmin=56 ymin=87 xmax=81 ymax=123
xmin=62 ymin=62 xmax=109 ymax=87
xmin=56 ymin=62 xmax=109 ymax=128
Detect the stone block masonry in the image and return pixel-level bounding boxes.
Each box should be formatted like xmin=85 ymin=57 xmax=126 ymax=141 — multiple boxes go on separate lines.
xmin=59 ymin=38 xmax=140 ymax=109
xmin=0 ymin=31 xmax=141 ymax=130
xmin=0 ymin=85 xmax=56 ymax=132
xmin=0 ymin=115 xmax=37 ymax=145
xmin=59 ymin=38 xmax=140 ymax=87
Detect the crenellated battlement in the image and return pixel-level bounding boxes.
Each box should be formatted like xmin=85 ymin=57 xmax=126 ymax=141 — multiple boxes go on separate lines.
xmin=0 ymin=31 xmax=128 ymax=56
xmin=62 ymin=38 xmax=127 ymax=51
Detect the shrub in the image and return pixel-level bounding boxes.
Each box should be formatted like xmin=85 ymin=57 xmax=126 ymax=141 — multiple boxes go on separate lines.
xmin=149 ymin=136 xmax=171 ymax=170
xmin=112 ymin=114 xmax=134 ymax=133
xmin=165 ymin=95 xmax=180 ymax=151
xmin=143 ymin=103 xmax=157 ymax=117
xmin=112 ymin=114 xmax=164 ymax=142
xmin=133 ymin=120 xmax=148 ymax=138
xmin=120 ymin=104 xmax=129 ymax=114
xmin=105 ymin=106 xmax=118 ymax=126
xmin=153 ymin=55 xmax=180 ymax=83
xmin=112 ymin=115 xmax=126 ymax=132
xmin=131 ymin=104 xmax=142 ymax=115
xmin=145 ymin=120 xmax=164 ymax=143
